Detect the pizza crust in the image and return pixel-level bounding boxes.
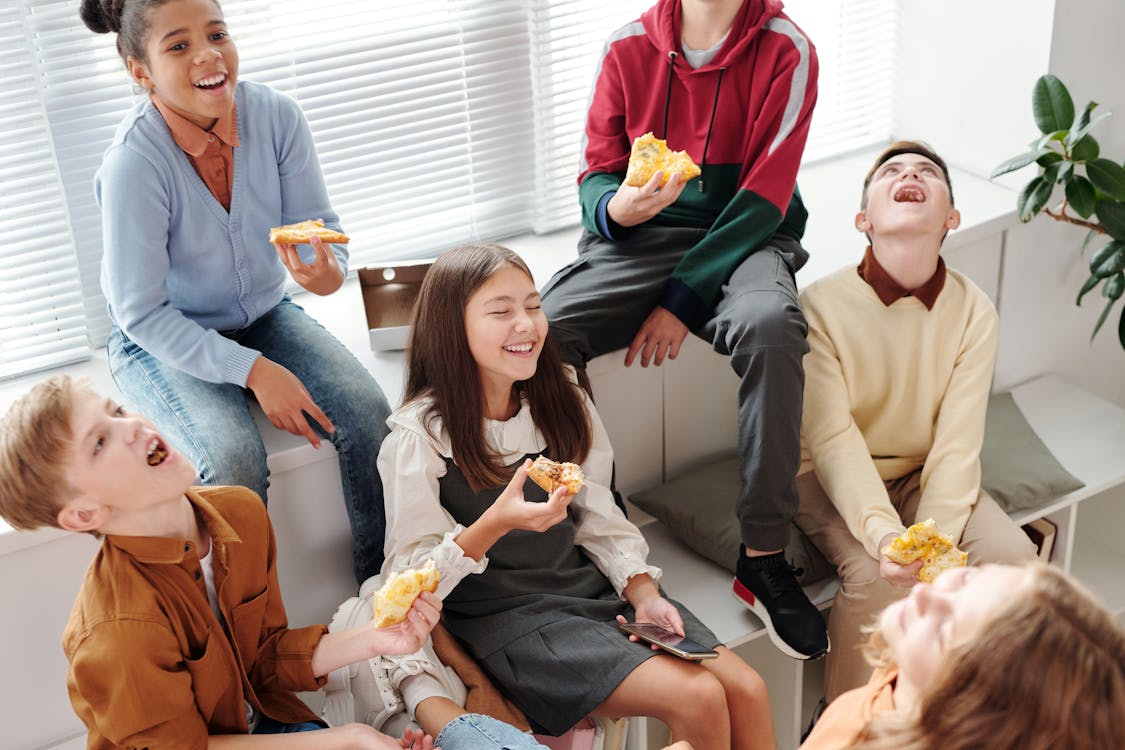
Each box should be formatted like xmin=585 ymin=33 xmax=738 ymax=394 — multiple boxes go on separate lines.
xmin=881 ymin=518 xmax=968 ymax=583
xmin=526 ymin=455 xmax=585 ymax=496
xmin=372 ymin=559 xmax=440 ymax=628
xmin=269 ymin=218 xmax=350 ymax=245
xmin=624 ymin=132 xmax=702 ymax=188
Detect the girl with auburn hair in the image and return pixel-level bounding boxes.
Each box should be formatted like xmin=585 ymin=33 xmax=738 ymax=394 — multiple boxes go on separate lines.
xmin=801 ymin=562 xmax=1125 ymax=750
xmin=380 ymin=244 xmax=774 ymax=749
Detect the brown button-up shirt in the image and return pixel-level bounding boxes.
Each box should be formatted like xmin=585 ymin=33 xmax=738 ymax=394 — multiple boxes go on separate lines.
xmin=152 ymin=95 xmax=239 ymax=211
xmin=857 ymin=245 xmax=946 ymax=310
xmin=62 ymin=486 xmax=327 ymax=749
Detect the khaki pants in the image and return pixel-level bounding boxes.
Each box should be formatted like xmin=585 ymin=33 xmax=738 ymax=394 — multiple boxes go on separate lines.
xmin=794 ymin=469 xmax=1038 ymax=701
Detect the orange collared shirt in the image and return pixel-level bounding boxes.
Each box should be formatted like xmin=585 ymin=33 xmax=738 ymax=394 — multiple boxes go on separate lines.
xmin=152 ymin=95 xmax=240 ymax=211
xmin=857 ymin=245 xmax=947 ymax=310
xmin=62 ymin=487 xmax=327 ymax=749
xmin=800 ymin=666 xmax=898 ymax=750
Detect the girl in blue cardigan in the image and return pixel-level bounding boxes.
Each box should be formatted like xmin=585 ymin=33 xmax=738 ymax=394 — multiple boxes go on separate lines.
xmin=81 ymin=0 xmax=390 ymax=583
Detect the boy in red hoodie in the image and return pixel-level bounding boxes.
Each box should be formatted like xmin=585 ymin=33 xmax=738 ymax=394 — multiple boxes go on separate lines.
xmin=540 ymin=0 xmax=827 ymax=659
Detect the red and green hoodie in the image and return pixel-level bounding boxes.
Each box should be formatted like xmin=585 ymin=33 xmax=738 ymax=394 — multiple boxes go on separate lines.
xmin=579 ymin=0 xmax=817 ymax=329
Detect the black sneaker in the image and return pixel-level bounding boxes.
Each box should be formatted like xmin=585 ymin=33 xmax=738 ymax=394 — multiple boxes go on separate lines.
xmin=732 ymin=547 xmax=829 ymax=660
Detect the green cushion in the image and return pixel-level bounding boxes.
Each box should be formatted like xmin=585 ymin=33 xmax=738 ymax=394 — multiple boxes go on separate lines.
xmin=629 ymin=456 xmax=836 ymax=585
xmin=980 ymin=392 xmax=1085 ymax=512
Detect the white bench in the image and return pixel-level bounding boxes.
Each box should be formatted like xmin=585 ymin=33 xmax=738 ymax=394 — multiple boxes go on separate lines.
xmin=625 ymin=370 xmax=1125 ymax=750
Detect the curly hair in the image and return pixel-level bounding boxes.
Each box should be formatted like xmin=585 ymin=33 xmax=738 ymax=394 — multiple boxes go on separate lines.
xmin=854 ymin=563 xmax=1125 ymax=750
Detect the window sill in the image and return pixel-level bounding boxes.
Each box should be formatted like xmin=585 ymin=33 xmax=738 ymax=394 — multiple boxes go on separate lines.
xmin=0 ymin=146 xmax=1018 ymax=552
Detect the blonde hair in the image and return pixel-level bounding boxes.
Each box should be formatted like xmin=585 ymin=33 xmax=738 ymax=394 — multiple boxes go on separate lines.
xmin=855 ymin=563 xmax=1125 ymax=750
xmin=0 ymin=375 xmax=79 ymax=531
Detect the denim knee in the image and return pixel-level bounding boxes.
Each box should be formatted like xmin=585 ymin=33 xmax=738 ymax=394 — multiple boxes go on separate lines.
xmin=435 ymin=713 xmax=548 ymax=750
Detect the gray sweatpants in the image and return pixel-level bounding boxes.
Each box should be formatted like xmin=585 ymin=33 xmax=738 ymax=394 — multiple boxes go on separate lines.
xmin=540 ymin=226 xmax=809 ymax=551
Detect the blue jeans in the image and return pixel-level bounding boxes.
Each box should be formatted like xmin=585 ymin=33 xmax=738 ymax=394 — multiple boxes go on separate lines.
xmin=253 ymin=716 xmax=323 ymax=733
xmin=436 ymin=714 xmax=550 ymax=750
xmin=107 ymin=297 xmax=391 ymax=582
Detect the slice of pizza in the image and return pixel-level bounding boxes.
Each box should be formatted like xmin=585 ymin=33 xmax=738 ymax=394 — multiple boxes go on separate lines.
xmin=881 ymin=518 xmax=968 ymax=583
xmin=268 ymin=218 xmax=350 ymax=245
xmin=372 ymin=559 xmax=440 ymax=628
xmin=624 ymin=132 xmax=702 ymax=188
xmin=526 ymin=455 xmax=585 ymax=495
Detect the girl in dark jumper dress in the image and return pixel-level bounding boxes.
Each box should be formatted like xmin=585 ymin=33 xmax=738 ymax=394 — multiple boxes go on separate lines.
xmin=379 ymin=244 xmax=775 ymax=749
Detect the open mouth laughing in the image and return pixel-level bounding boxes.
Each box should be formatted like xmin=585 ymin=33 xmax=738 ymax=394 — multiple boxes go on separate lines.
xmin=893 ymin=184 xmax=926 ymax=203
xmin=146 ymin=437 xmax=169 ymax=466
xmin=193 ymin=73 xmax=228 ymax=91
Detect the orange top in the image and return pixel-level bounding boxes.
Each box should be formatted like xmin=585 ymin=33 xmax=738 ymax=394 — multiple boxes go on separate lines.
xmin=62 ymin=487 xmax=327 ymax=749
xmin=152 ymin=95 xmax=239 ymax=211
xmin=800 ymin=667 xmax=898 ymax=750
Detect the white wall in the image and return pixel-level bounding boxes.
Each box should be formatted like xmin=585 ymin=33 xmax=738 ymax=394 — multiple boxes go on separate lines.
xmin=895 ymin=0 xmax=1125 ymax=405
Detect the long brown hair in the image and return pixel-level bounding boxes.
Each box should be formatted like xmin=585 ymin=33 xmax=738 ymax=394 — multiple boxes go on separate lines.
xmin=404 ymin=244 xmax=591 ymax=491
xmin=855 ymin=563 xmax=1125 ymax=750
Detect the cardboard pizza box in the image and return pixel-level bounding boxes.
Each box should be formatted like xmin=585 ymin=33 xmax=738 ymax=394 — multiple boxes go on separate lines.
xmin=357 ymin=261 xmax=432 ymax=351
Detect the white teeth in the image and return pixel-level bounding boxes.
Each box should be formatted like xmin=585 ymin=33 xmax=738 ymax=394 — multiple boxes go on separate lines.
xmin=194 ymin=74 xmax=226 ymax=88
xmin=504 ymin=343 xmax=534 ymax=353
xmin=894 ymin=184 xmax=925 ymax=203
xmin=146 ymin=438 xmax=159 ymax=456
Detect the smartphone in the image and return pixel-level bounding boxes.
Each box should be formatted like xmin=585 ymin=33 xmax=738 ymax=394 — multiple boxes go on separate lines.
xmin=618 ymin=622 xmax=719 ymax=661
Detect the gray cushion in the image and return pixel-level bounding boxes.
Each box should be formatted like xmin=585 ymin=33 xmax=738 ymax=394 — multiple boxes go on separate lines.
xmin=629 ymin=393 xmax=1083 ymax=583
xmin=980 ymin=392 xmax=1085 ymax=512
xmin=629 ymin=456 xmax=836 ymax=585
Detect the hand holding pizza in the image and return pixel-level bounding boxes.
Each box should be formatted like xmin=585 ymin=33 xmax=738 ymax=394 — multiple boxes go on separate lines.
xmin=274 ymin=234 xmax=344 ymax=295
xmin=485 ymin=459 xmax=573 ymax=534
xmin=607 ymin=170 xmax=687 ymax=227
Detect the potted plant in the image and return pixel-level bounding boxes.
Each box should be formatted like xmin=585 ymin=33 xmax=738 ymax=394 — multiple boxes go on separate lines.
xmin=992 ymin=74 xmax=1125 ymax=348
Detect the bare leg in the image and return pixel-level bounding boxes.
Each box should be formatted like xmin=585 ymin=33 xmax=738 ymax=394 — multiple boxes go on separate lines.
xmin=702 ymin=647 xmax=776 ymax=750
xmin=414 ymin=696 xmax=467 ymax=739
xmin=591 ymin=654 xmax=733 ymax=749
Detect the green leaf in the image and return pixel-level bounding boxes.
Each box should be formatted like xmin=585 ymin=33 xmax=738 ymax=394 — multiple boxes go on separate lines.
xmin=1090 ymin=240 xmax=1125 ymax=276
xmin=1086 ymin=158 xmax=1125 ymax=200
xmin=1017 ymin=177 xmax=1053 ymax=221
xmin=1104 ymin=271 xmax=1125 ymax=299
xmin=1068 ymin=110 xmax=1112 ymax=147
xmin=1071 ymin=134 xmax=1100 ymax=162
xmin=1077 ymin=273 xmax=1101 ymax=305
xmin=1033 ymin=75 xmax=1076 ymax=134
xmin=1043 ymin=162 xmax=1073 ymax=184
xmin=991 ymin=150 xmax=1045 ymax=179
xmin=1082 ymin=228 xmax=1100 ymax=255
xmin=1035 ymin=130 xmax=1069 ymax=151
xmin=1037 ymin=151 xmax=1064 ymax=167
xmin=1066 ymin=175 xmax=1098 ymax=218
xmin=1092 ymin=293 xmax=1118 ymax=340
xmin=1095 ymin=200 xmax=1125 ymax=240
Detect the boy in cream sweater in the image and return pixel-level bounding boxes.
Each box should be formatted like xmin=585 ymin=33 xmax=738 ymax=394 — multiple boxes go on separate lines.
xmin=794 ymin=141 xmax=1036 ymax=702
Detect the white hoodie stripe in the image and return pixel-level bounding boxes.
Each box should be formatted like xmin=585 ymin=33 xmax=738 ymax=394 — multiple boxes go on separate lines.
xmin=579 ymin=21 xmax=647 ymax=174
xmin=763 ymin=17 xmax=812 ymax=157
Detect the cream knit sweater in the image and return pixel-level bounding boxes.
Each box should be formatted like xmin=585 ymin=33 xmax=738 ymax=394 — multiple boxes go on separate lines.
xmin=798 ymin=264 xmax=998 ymax=558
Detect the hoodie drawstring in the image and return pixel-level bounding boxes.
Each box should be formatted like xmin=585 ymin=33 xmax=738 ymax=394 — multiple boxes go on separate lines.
xmin=661 ymin=52 xmax=725 ymax=194
xmin=661 ymin=51 xmax=678 ymax=140
xmin=698 ymin=66 xmax=725 ymax=193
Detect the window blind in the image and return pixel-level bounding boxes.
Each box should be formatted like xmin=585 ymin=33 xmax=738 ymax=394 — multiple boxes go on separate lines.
xmin=0 ymin=4 xmax=90 ymax=378
xmin=2 ymin=0 xmax=895 ymax=381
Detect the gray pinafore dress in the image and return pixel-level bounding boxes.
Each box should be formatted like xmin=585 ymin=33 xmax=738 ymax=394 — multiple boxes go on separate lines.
xmin=438 ymin=453 xmax=719 ymax=736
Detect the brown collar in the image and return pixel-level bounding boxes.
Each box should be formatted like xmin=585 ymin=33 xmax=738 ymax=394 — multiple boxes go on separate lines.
xmin=857 ymin=246 xmax=946 ymax=310
xmin=151 ymin=94 xmax=239 ymax=157
xmin=105 ymin=489 xmax=240 ymax=564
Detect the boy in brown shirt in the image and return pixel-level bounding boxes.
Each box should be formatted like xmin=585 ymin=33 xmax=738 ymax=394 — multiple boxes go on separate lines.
xmin=0 ymin=375 xmax=440 ymax=750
